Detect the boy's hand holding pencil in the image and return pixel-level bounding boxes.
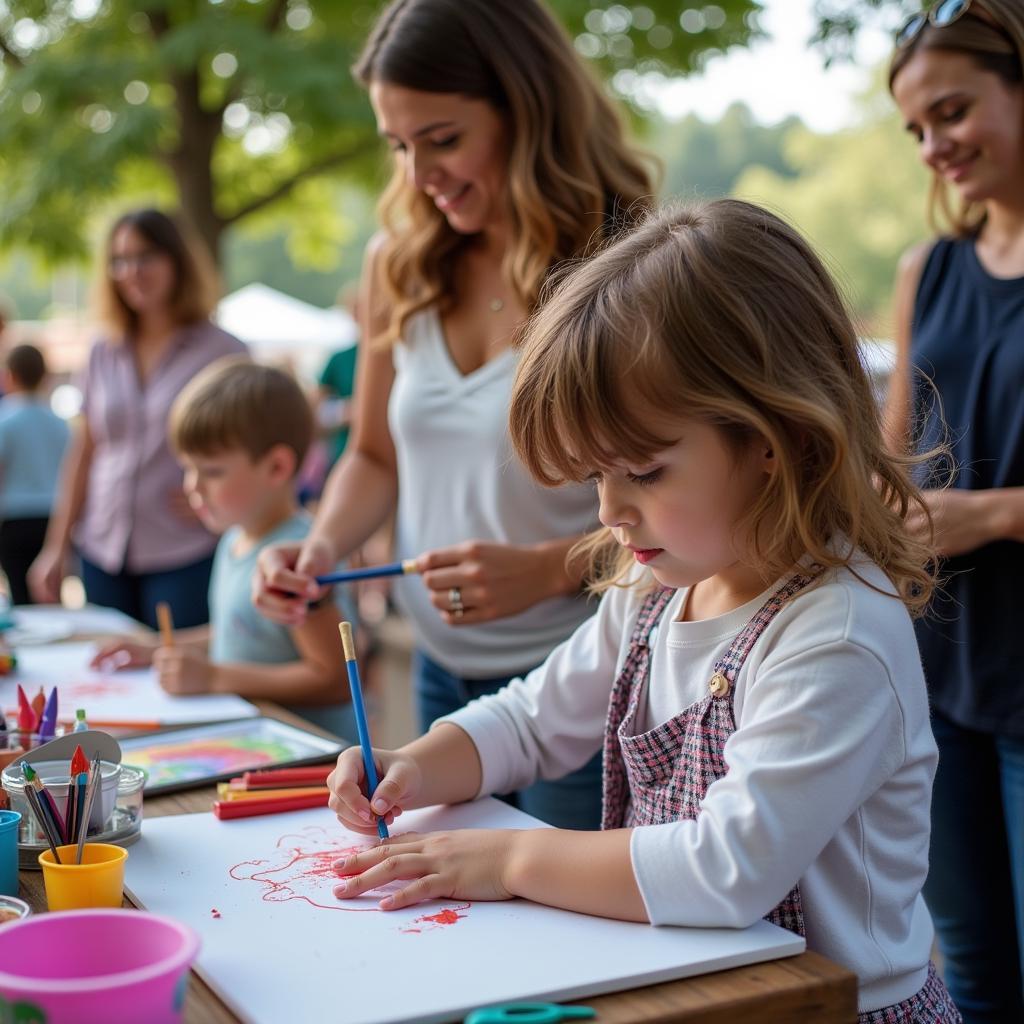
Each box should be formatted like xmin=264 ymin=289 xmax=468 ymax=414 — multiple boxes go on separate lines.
xmin=154 ymin=647 xmax=213 ymax=695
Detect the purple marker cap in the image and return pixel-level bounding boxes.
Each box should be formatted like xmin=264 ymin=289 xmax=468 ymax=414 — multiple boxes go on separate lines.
xmin=37 ymin=687 xmax=58 ymax=742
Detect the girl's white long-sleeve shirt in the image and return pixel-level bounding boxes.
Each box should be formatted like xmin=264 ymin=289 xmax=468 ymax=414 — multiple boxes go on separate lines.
xmin=440 ymin=560 xmax=937 ymax=1013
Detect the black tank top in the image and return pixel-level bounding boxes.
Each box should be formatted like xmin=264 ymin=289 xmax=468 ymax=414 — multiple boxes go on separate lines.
xmin=911 ymin=236 xmax=1024 ymax=735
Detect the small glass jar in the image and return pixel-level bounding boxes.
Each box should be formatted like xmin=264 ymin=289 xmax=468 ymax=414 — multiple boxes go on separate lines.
xmin=0 ymin=894 xmax=31 ymax=924
xmin=0 ymin=761 xmax=146 ymax=868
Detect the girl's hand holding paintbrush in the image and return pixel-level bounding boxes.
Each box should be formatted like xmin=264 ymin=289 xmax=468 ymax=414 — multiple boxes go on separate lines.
xmin=326 ymin=722 xmax=482 ymax=836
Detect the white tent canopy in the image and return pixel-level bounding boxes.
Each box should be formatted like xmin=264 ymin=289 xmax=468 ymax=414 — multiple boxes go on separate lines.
xmin=215 ymin=284 xmax=357 ymax=373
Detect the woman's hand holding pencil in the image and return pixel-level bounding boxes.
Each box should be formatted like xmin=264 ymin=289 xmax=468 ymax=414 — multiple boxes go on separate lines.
xmin=253 ymin=538 xmax=337 ymax=626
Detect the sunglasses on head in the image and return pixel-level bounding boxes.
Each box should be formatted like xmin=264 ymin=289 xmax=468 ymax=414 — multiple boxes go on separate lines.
xmin=895 ymin=0 xmax=973 ymax=48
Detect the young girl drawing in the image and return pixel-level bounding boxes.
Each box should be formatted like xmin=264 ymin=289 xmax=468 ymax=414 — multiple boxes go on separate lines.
xmin=326 ymin=199 xmax=959 ymax=1021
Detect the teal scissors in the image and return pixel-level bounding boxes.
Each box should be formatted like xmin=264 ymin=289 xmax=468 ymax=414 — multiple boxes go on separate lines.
xmin=464 ymin=1003 xmax=596 ymax=1024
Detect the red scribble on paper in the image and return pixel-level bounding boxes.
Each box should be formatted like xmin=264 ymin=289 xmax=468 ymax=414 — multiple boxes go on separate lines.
xmin=64 ymin=678 xmax=135 ymax=699
xmin=210 ymin=908 xmax=221 ymax=919
xmin=228 ymin=824 xmax=471 ymax=931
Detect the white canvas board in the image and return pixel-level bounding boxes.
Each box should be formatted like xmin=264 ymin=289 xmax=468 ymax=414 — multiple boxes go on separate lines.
xmin=125 ymin=799 xmax=805 ymax=1024
xmin=5 ymin=642 xmax=258 ymax=727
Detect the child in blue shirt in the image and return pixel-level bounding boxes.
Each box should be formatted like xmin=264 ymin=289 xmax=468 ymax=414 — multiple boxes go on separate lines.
xmin=0 ymin=345 xmax=69 ymax=604
xmin=93 ymin=357 xmax=355 ymax=738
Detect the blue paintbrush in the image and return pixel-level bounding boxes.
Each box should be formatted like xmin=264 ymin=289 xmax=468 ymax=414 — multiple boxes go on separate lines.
xmin=338 ymin=622 xmax=388 ymax=840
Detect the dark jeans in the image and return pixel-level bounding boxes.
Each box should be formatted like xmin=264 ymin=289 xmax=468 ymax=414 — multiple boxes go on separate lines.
xmin=924 ymin=710 xmax=1024 ymax=1024
xmin=0 ymin=516 xmax=49 ymax=605
xmin=413 ymin=650 xmax=603 ymax=831
xmin=79 ymin=553 xmax=215 ymax=630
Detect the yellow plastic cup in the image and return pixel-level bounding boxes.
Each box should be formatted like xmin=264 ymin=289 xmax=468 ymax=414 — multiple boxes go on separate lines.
xmin=38 ymin=843 xmax=128 ymax=911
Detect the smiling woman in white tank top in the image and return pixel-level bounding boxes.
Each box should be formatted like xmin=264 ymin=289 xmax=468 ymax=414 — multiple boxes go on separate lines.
xmin=254 ymin=0 xmax=655 ymax=830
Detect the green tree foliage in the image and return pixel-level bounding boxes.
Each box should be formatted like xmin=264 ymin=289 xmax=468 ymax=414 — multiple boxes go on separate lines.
xmin=731 ymin=75 xmax=929 ymax=327
xmin=0 ymin=0 xmax=760 ymax=268
xmin=655 ymin=102 xmax=801 ymax=201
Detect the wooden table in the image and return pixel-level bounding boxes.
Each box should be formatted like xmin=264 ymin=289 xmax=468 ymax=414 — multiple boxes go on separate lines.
xmin=16 ymin=704 xmax=858 ymax=1023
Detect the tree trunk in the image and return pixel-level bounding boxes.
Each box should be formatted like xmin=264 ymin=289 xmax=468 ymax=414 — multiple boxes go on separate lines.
xmin=166 ymin=68 xmax=225 ymax=268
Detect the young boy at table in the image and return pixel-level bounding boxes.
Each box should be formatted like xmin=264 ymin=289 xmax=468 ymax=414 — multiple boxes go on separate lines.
xmin=92 ymin=357 xmax=355 ymax=739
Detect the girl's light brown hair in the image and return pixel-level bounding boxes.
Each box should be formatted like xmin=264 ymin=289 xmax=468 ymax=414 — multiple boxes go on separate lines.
xmin=889 ymin=0 xmax=1024 ymax=237
xmin=353 ymin=0 xmax=655 ymax=344
xmin=94 ymin=208 xmax=220 ymax=339
xmin=510 ymin=199 xmax=937 ymax=614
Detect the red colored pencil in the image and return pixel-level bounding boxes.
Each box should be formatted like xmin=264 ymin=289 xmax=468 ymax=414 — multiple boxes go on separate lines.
xmin=213 ymin=792 xmax=329 ymax=820
xmin=241 ymin=765 xmax=334 ymax=789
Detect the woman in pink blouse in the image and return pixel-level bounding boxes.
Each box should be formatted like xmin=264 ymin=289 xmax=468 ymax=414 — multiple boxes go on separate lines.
xmin=28 ymin=209 xmax=246 ymax=628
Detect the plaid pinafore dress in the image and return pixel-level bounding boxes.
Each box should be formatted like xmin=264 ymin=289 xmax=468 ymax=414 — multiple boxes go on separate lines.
xmin=600 ymin=570 xmax=962 ymax=1024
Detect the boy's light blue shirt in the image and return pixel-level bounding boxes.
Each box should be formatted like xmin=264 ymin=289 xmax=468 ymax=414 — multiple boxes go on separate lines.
xmin=209 ymin=510 xmax=355 ymax=740
xmin=0 ymin=395 xmax=69 ymax=518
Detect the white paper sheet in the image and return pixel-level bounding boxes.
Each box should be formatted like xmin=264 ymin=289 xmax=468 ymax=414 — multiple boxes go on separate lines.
xmin=5 ymin=642 xmax=258 ymax=727
xmin=124 ymin=799 xmax=805 ymax=1024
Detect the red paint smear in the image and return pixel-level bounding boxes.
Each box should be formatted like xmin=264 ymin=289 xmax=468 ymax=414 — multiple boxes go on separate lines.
xmin=419 ymin=908 xmax=464 ymax=925
xmin=210 ymin=909 xmax=221 ymax=919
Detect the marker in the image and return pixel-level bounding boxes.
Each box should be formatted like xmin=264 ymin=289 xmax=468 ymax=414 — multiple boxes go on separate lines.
xmin=156 ymin=601 xmax=174 ymax=648
xmin=16 ymin=685 xmax=34 ymax=733
xmin=315 ymin=559 xmax=419 ymax=587
xmin=339 ymin=621 xmax=388 ymax=840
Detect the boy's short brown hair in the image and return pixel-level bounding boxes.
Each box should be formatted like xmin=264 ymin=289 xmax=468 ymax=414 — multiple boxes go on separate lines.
xmin=5 ymin=344 xmax=47 ymax=391
xmin=170 ymin=357 xmax=313 ymax=473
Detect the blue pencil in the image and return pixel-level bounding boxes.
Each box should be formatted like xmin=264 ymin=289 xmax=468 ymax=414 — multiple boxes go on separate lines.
xmin=338 ymin=621 xmax=389 ymax=840
xmin=316 ymin=559 xmax=419 ymax=586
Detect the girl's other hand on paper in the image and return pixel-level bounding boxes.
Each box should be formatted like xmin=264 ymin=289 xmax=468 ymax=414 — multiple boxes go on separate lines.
xmin=154 ymin=647 xmax=213 ymax=694
xmin=332 ymin=830 xmax=515 ymax=908
xmin=327 ymin=746 xmax=419 ymax=836
xmin=89 ymin=638 xmax=157 ymax=671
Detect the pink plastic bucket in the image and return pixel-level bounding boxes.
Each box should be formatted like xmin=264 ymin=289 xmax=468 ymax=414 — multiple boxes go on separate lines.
xmin=0 ymin=909 xmax=199 ymax=1024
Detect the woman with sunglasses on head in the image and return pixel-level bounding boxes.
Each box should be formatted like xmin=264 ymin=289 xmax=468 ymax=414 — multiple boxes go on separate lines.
xmin=28 ymin=209 xmax=246 ymax=629
xmin=254 ymin=0 xmax=654 ymax=830
xmin=888 ymin=3 xmax=1024 ymax=1020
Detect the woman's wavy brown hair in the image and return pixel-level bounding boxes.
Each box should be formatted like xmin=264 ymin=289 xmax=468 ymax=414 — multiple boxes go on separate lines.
xmin=889 ymin=0 xmax=1024 ymax=238
xmin=94 ymin=208 xmax=219 ymax=340
xmin=353 ymin=0 xmax=655 ymax=344
xmin=509 ymin=199 xmax=938 ymax=615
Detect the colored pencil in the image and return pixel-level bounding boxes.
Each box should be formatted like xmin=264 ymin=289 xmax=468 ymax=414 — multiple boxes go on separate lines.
xmin=223 ymin=786 xmax=329 ymax=802
xmin=212 ymin=791 xmax=330 ymax=820
xmin=315 ymin=559 xmax=419 ymax=586
xmin=156 ymin=601 xmax=174 ymax=647
xmin=241 ymin=765 xmax=334 ymax=788
xmin=338 ymin=621 xmax=388 ymax=840
xmin=25 ymin=786 xmax=62 ymax=863
xmin=76 ymin=755 xmax=102 ymax=864
xmin=22 ymin=763 xmax=66 ymax=843
xmin=62 ymin=718 xmax=163 ymax=731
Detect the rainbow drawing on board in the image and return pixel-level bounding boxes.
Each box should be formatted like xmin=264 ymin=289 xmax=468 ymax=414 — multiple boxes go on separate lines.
xmin=228 ymin=824 xmax=471 ymax=929
xmin=123 ymin=735 xmax=306 ymax=786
